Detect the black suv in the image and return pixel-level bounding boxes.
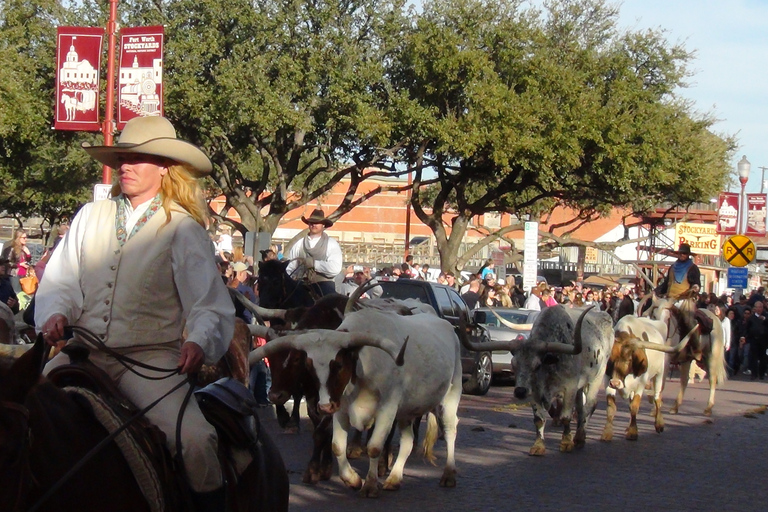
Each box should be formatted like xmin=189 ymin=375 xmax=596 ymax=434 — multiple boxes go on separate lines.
xmin=377 ymin=279 xmax=493 ymax=395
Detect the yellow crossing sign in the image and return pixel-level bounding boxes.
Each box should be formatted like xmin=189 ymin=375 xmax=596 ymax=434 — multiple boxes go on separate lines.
xmin=723 ymin=235 xmax=755 ymax=267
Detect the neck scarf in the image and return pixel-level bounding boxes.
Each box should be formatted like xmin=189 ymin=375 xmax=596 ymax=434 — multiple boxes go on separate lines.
xmin=671 ymin=259 xmax=693 ymax=284
xmin=115 ymin=194 xmax=163 ymax=247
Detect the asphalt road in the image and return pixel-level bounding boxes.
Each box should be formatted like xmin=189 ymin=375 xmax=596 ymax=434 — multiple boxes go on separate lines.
xmin=258 ymin=372 xmax=768 ymax=512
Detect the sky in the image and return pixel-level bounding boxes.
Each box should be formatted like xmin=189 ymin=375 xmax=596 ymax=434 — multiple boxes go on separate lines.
xmin=615 ymin=0 xmax=768 ymax=195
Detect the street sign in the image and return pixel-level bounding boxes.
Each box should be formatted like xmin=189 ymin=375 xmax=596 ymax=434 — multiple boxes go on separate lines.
xmin=722 ymin=235 xmax=756 ymax=267
xmin=727 ymin=267 xmax=748 ymax=288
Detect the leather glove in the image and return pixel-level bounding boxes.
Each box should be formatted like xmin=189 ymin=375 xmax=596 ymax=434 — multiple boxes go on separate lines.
xmin=303 ymin=256 xmax=315 ymax=268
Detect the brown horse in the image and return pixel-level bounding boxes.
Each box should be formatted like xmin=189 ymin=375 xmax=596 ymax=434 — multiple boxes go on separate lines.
xmin=0 ymin=336 xmax=289 ymax=512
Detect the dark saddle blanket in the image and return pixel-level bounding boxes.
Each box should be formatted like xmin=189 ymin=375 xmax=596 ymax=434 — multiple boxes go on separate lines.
xmin=694 ymin=309 xmax=714 ymax=335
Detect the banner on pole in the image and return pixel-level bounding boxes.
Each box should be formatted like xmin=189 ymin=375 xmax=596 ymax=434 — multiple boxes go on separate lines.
xmin=716 ymin=192 xmax=739 ymax=235
xmin=55 ymin=27 xmax=104 ymax=131
xmin=118 ymin=25 xmax=164 ymax=129
xmin=746 ymin=193 xmax=767 ymax=236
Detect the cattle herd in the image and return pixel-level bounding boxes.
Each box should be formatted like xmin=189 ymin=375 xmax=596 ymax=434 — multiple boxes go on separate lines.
xmin=243 ymin=287 xmax=727 ymax=499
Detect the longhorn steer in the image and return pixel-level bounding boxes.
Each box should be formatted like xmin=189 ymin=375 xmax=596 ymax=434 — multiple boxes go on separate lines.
xmin=465 ymin=305 xmax=612 ymax=455
xmin=602 ymin=316 xmax=695 ymax=442
xmin=249 ymin=307 xmax=462 ymax=497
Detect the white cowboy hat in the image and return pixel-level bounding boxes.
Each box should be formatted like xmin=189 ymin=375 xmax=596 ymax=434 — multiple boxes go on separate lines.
xmin=81 ymin=116 xmax=212 ymax=177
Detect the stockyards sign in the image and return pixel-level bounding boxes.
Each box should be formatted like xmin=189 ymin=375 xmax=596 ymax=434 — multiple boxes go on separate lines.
xmin=675 ymin=222 xmax=721 ymax=256
xmin=118 ymin=26 xmax=164 ymax=129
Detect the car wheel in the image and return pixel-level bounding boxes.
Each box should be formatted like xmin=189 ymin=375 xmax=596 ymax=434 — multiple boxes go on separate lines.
xmin=463 ymin=351 xmax=492 ymax=395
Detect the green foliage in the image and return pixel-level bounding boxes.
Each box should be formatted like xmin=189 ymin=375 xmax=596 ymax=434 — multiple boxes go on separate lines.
xmin=0 ymin=0 xmax=99 ymax=228
xmin=390 ymin=0 xmax=735 ymax=271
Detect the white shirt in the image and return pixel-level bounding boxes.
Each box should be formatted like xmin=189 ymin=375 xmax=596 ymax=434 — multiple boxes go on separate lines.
xmin=524 ymin=293 xmax=541 ymax=311
xmin=36 ymin=200 xmax=233 ymax=358
xmin=722 ymin=316 xmax=732 ymax=352
xmin=285 ymin=234 xmax=343 ymax=278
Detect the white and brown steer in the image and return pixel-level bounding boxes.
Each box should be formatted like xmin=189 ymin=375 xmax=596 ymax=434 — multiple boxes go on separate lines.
xmin=602 ymin=316 xmax=696 ymax=442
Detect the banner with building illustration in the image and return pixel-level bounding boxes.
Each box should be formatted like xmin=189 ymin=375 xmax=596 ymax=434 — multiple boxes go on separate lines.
xmin=55 ymin=27 xmax=104 ymax=131
xmin=117 ymin=26 xmax=164 ymax=129
xmin=675 ymin=222 xmax=720 ymax=256
xmin=746 ymin=193 xmax=767 ymax=236
xmin=716 ymin=192 xmax=739 ymax=235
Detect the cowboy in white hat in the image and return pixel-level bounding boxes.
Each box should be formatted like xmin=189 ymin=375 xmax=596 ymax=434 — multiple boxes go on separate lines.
xmin=285 ymin=207 xmax=343 ymax=296
xmin=35 ymin=116 xmax=236 ymax=508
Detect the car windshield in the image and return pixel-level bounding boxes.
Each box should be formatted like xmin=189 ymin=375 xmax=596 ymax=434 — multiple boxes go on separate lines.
xmin=477 ymin=310 xmax=530 ymax=327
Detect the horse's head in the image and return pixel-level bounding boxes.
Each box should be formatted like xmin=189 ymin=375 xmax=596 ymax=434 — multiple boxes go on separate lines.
xmin=257 ymin=259 xmax=313 ymax=309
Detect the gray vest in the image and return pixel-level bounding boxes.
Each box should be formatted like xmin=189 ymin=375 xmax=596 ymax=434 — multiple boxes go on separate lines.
xmin=77 ymin=199 xmax=192 ymax=347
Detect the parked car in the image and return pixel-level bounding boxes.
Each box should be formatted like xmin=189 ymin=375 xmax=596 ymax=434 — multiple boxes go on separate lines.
xmin=377 ymin=279 xmax=495 ymax=395
xmin=472 ymin=308 xmax=541 ymax=382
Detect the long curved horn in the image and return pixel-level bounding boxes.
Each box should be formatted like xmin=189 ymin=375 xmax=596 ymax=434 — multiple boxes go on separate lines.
xmin=230 ymin=288 xmax=287 ymax=320
xmin=537 ymin=306 xmax=594 ymax=355
xmin=344 ymin=279 xmax=369 ymax=315
xmin=341 ymin=332 xmax=407 ymax=366
xmin=635 ymin=324 xmax=699 ymax=354
xmin=248 ymin=332 xmax=324 ymax=366
xmin=488 ymin=308 xmax=533 ymax=331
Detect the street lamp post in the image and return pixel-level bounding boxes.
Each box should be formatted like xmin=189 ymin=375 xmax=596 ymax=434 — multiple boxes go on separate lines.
xmin=738 ymin=155 xmax=751 ymax=235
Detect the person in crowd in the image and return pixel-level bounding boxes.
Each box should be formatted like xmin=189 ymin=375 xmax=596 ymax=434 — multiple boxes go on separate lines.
xmin=479 ymin=259 xmax=496 ymax=281
xmin=497 ymin=284 xmax=513 ymax=307
xmin=0 ymin=257 xmax=19 ymax=314
xmin=573 ymin=292 xmax=584 ymax=307
xmin=524 ymin=285 xmax=542 ymax=311
xmin=445 ymin=272 xmax=459 ymax=290
xmin=421 ymin=263 xmax=432 ymax=281
xmin=2 ymin=228 xmax=32 ymax=293
xmin=540 ymin=286 xmax=557 ymax=307
xmin=35 ymin=115 xmax=236 ymax=509
xmin=748 ymin=287 xmax=766 ymax=307
xmin=285 ymin=208 xmax=343 ymax=297
xmin=398 ymin=262 xmax=413 ymax=279
xmin=583 ymin=289 xmax=599 ymax=307
xmin=616 ymin=287 xmax=635 ymax=323
xmin=51 ymin=222 xmax=70 ymax=252
xmin=479 ymin=284 xmax=501 ymax=307
xmin=654 ymin=243 xmax=700 ymax=299
xmin=726 ymin=307 xmax=742 ymax=377
xmin=229 ymin=262 xmax=257 ymax=323
xmin=741 ymin=301 xmax=767 ymax=380
xmin=461 ymin=275 xmax=481 ymax=310
xmin=511 ymin=285 xmax=526 ymax=308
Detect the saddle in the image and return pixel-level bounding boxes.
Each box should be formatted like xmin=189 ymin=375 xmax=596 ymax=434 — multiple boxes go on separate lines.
xmin=47 ymin=345 xmax=180 ymax=512
xmin=694 ymin=309 xmax=714 ymax=335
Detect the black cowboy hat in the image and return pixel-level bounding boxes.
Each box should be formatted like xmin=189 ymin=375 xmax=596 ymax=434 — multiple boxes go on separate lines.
xmin=678 ymin=243 xmax=693 ymax=255
xmin=301 ymin=208 xmax=333 ymax=228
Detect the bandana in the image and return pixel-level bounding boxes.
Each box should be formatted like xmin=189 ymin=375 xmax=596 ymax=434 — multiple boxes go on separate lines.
xmin=671 ymin=259 xmax=694 ymax=284
xmin=115 ymin=194 xmax=163 ymax=247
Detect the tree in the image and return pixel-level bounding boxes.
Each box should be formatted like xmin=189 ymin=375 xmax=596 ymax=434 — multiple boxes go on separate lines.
xmin=0 ymin=0 xmax=102 ymax=235
xmin=126 ymin=0 xmax=412 ymax=236
xmin=389 ymin=0 xmax=735 ymax=273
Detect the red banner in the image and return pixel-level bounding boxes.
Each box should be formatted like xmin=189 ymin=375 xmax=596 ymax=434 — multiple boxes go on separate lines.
xmin=118 ymin=26 xmax=164 ymax=129
xmin=55 ymin=27 xmax=104 ymax=131
xmin=746 ymin=193 xmax=767 ymax=236
xmin=716 ymin=192 xmax=739 ymax=235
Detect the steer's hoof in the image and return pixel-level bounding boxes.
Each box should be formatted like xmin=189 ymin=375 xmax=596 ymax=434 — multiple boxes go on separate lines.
xmin=669 ymin=406 xmax=679 ymax=415
xmin=559 ymin=440 xmax=574 ymax=453
xmin=382 ymin=478 xmax=401 ymax=491
xmin=347 ymin=445 xmax=365 ymax=459
xmin=704 ymin=406 xmax=713 ymax=417
xmin=601 ymin=428 xmax=613 ymax=442
xmin=340 ymin=471 xmax=362 ymax=490
xmin=624 ymin=428 xmax=638 ymax=441
xmin=528 ymin=439 xmax=546 ymax=456
xmin=360 ymin=477 xmax=380 ymax=498
xmin=655 ymin=423 xmax=665 ymax=434
xmin=574 ymin=429 xmax=586 ymax=449
xmin=302 ymin=467 xmax=321 ymax=485
xmin=439 ymin=468 xmax=457 ymax=488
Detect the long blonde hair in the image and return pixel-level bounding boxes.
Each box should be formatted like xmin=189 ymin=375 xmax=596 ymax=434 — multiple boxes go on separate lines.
xmin=110 ymin=163 xmax=209 ymax=227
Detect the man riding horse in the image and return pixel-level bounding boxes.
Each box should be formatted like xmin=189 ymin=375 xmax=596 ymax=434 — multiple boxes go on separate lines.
xmin=285 ymin=208 xmax=343 ymax=297
xmin=36 ymin=116 xmax=238 ymax=511
xmin=653 ymin=242 xmax=704 ymax=359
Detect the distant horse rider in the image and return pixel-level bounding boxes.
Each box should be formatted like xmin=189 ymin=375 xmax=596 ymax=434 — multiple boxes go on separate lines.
xmin=285 ymin=208 xmax=343 ymax=297
xmin=655 ymin=243 xmax=701 ymax=300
